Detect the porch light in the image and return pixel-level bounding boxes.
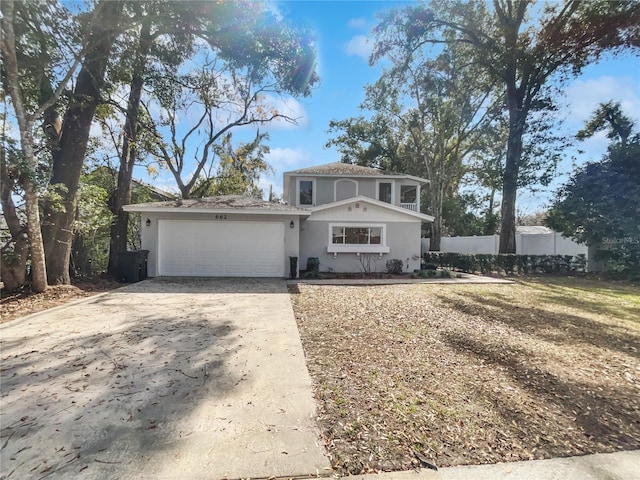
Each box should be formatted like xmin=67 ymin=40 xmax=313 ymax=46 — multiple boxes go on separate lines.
xmin=145 ymin=218 xmax=151 ymax=227
xmin=290 ymin=220 xmax=295 ymax=229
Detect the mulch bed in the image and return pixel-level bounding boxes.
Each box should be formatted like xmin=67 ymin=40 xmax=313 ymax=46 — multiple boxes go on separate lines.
xmin=289 ymin=278 xmax=640 ymax=474
xmin=1 ymin=278 xmax=121 ymax=323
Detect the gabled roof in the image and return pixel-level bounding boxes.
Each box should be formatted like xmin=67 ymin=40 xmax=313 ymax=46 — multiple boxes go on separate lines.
xmin=123 ymin=195 xmax=310 ymax=216
xmin=284 ymin=162 xmax=429 ymax=183
xmin=310 ymin=195 xmax=434 ymax=222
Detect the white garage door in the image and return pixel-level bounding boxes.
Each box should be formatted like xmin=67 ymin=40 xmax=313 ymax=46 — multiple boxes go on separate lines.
xmin=158 ymin=220 xmax=285 ymax=277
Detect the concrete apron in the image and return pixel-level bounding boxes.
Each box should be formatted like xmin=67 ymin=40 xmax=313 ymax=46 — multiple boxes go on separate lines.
xmin=0 ymin=278 xmax=330 ymax=480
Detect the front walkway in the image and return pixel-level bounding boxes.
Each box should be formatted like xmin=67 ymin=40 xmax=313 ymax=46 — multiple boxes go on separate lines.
xmin=288 ymin=272 xmax=513 ymax=286
xmin=0 ymin=278 xmax=330 ymax=479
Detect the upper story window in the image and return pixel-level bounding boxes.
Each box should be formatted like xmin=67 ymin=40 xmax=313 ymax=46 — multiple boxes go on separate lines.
xmin=299 ymin=179 xmax=314 ymax=206
xmin=378 ymin=182 xmax=392 ymax=203
xmin=400 ymin=185 xmax=417 ymax=203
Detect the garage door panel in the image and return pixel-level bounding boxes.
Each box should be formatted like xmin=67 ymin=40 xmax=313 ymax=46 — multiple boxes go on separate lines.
xmin=158 ymin=220 xmax=285 ymax=277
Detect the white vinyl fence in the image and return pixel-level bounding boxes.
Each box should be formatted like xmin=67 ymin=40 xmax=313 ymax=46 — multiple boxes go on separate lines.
xmin=422 ymin=232 xmax=588 ymax=257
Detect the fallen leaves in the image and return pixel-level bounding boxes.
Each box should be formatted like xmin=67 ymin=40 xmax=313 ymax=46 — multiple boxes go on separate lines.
xmin=290 ymin=278 xmax=640 ymax=475
xmin=1 ymin=279 xmax=120 ymax=323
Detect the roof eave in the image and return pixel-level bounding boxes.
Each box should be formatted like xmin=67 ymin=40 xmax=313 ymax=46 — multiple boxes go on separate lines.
xmin=122 ymin=205 xmax=311 ymax=216
xmin=283 ymin=171 xmax=429 ymax=184
xmin=310 ymin=195 xmax=434 ymax=222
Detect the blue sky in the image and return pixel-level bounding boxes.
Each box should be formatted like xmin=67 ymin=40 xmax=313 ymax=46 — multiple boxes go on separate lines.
xmin=140 ymin=1 xmax=640 ymax=213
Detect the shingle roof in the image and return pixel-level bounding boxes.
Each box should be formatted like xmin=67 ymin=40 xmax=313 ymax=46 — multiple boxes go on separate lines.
xmin=124 ymin=195 xmax=307 ymax=212
xmin=285 ymin=162 xmax=395 ymax=176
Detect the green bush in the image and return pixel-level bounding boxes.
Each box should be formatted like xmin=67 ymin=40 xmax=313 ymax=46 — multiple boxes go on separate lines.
xmin=385 ymin=259 xmax=403 ymax=274
xmin=306 ymin=257 xmax=320 ymax=278
xmin=421 ymin=252 xmax=588 ymax=275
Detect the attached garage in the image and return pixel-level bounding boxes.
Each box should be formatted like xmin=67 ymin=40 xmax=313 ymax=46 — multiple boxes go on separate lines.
xmin=158 ymin=220 xmax=284 ymax=277
xmin=123 ymin=196 xmax=309 ymax=278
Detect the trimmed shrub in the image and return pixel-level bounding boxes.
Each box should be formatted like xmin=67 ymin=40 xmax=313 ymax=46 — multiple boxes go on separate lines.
xmin=421 ymin=252 xmax=588 ymax=276
xmin=386 ymin=259 xmax=403 ymax=275
xmin=306 ymin=257 xmax=320 ymax=278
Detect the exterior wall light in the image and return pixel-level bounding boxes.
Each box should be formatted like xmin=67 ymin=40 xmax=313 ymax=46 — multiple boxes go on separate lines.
xmin=290 ymin=220 xmax=295 ymax=229
xmin=145 ymin=218 xmax=151 ymax=227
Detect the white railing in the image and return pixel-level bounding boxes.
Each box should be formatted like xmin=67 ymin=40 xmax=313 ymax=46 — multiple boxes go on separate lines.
xmin=400 ymin=202 xmax=418 ymax=212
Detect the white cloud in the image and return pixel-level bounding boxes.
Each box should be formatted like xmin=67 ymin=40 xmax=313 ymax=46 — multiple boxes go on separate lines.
xmin=265 ymin=147 xmax=310 ymax=170
xmin=565 ymin=75 xmax=640 ymax=125
xmin=344 ymin=35 xmax=372 ymax=60
xmin=261 ymin=147 xmax=311 ymax=200
xmin=264 ymin=2 xmax=283 ymax=21
xmin=260 ymin=95 xmax=309 ymax=131
xmin=257 ymin=175 xmax=280 ymax=200
xmin=561 ymin=74 xmax=640 ymax=159
xmin=348 ymin=17 xmax=368 ymax=29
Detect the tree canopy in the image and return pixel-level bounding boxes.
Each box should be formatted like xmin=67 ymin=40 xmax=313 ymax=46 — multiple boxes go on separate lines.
xmin=2 ymin=0 xmax=319 ymax=288
xmin=372 ymin=0 xmax=640 ymax=253
xmin=546 ymin=103 xmax=639 ymax=276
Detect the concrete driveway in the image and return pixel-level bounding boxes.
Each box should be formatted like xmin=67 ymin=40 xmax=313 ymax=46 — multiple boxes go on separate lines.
xmin=0 ymin=278 xmax=330 ymax=479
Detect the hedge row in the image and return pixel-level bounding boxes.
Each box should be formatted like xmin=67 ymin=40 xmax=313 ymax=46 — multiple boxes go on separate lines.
xmin=422 ymin=252 xmax=587 ymax=275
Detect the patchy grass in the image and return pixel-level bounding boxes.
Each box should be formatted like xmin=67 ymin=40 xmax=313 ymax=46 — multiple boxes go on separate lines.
xmin=289 ymin=277 xmax=640 ymax=474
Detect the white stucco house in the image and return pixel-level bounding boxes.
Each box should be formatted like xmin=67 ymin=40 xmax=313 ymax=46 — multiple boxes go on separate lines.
xmin=123 ymin=162 xmax=433 ymax=277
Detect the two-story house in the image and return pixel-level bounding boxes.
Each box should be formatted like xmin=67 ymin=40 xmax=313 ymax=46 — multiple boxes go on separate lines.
xmin=283 ymin=162 xmax=433 ymax=273
xmin=124 ymin=162 xmax=433 ymax=277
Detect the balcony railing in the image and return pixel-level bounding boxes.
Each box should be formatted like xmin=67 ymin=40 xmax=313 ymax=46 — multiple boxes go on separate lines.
xmin=400 ymin=202 xmax=418 ymax=212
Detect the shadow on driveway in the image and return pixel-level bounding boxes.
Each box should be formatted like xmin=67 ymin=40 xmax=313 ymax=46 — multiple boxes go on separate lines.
xmin=1 ymin=278 xmax=329 ymax=479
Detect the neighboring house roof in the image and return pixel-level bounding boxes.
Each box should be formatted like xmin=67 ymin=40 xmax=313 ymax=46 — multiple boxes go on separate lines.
xmin=284 ymin=162 xmax=429 ymax=183
xmin=132 ymin=179 xmax=176 ymax=201
xmin=123 ymin=195 xmax=310 ymax=216
xmin=311 ymin=195 xmax=434 ymax=222
xmin=516 ymin=225 xmax=553 ymax=235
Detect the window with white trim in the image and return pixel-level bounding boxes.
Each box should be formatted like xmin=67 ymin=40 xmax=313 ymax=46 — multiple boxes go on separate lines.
xmin=378 ymin=182 xmax=392 ymax=203
xmin=328 ymin=223 xmax=390 ymax=253
xmin=298 ymin=179 xmax=314 ymax=206
xmin=332 ymin=226 xmax=382 ymax=245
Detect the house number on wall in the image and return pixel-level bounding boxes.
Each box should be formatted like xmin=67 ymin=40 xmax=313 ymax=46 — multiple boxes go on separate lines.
xmin=214 ymin=214 xmax=228 ymax=220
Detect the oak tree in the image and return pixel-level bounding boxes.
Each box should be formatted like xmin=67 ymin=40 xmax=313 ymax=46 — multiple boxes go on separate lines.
xmin=372 ymin=0 xmax=640 ymax=253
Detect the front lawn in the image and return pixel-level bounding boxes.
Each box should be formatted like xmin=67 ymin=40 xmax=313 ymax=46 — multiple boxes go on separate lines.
xmin=289 ymin=277 xmax=640 ymax=475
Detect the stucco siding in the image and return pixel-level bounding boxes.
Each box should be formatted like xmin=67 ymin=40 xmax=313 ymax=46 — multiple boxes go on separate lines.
xmin=299 ymin=220 xmax=421 ymax=273
xmin=285 ymin=175 xmax=422 ymax=208
xmin=314 ymin=178 xmax=333 ymax=205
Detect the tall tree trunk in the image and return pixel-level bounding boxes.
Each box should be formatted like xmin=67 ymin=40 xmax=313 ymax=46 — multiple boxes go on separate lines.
xmin=41 ymin=0 xmax=124 ymax=285
xmin=499 ymin=76 xmax=526 ymax=254
xmin=0 ymin=146 xmax=28 ymax=290
xmin=107 ymin=16 xmax=152 ymax=277
xmin=428 ymin=185 xmax=443 ymax=251
xmin=1 ymin=0 xmax=47 ymax=292
xmin=23 ymin=176 xmax=48 ymax=291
